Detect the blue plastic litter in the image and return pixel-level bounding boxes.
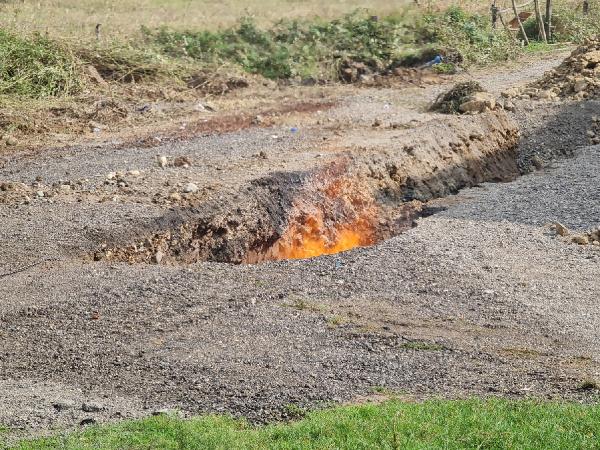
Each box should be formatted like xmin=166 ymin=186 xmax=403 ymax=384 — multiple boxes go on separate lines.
xmin=290 ymin=127 xmax=299 ymax=133
xmin=424 ymin=55 xmax=443 ymax=67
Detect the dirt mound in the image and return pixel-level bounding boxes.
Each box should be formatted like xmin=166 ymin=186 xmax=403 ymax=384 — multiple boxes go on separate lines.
xmin=524 ymin=39 xmax=600 ymax=100
xmin=430 ymin=82 xmax=499 ymax=115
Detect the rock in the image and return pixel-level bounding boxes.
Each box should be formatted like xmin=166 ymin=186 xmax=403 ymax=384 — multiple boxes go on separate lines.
xmin=174 ymin=156 xmax=192 ymax=168
xmin=89 ymin=120 xmax=107 ymax=132
xmin=106 ymin=172 xmax=117 ymax=180
xmin=157 ymin=155 xmax=168 ymax=168
xmin=252 ymin=115 xmax=265 ymax=125
xmin=459 ymin=92 xmax=496 ymax=114
xmin=553 ymin=222 xmax=570 ymax=237
xmin=501 ymin=88 xmax=520 ymax=98
xmin=537 ymin=89 xmax=554 ymax=100
xmin=169 ymin=192 xmax=182 ymax=201
xmin=84 ymin=65 xmax=108 ymax=86
xmin=531 ymin=155 xmax=544 ymax=170
xmin=503 ymin=100 xmax=516 ymax=112
xmin=4 ymin=135 xmax=18 ymax=146
xmin=79 ymin=418 xmax=97 ymax=426
xmin=572 ymin=234 xmax=590 ymax=245
xmin=36 ymin=191 xmax=45 ymax=198
xmin=259 ymin=150 xmax=267 ymax=159
xmin=60 ymin=184 xmax=72 ymax=192
xmin=82 ymin=403 xmax=102 ymax=413
xmin=573 ymin=78 xmax=588 ymax=93
xmin=153 ymin=250 xmax=164 ymax=264
xmin=127 ymin=170 xmax=141 ymax=177
xmin=183 ymin=183 xmax=199 ymax=194
xmin=53 ymin=401 xmax=75 ymax=412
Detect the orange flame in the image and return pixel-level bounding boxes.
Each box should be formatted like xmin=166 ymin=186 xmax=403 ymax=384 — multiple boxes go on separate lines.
xmin=271 ymin=212 xmax=375 ymax=260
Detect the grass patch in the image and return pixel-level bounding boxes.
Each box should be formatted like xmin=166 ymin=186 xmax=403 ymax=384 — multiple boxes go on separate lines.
xmin=10 ymin=399 xmax=600 ymax=449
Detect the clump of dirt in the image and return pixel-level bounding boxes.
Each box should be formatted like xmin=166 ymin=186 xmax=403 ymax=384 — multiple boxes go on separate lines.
xmin=430 ymin=81 xmax=484 ymax=114
xmin=526 ymin=38 xmax=600 ymax=99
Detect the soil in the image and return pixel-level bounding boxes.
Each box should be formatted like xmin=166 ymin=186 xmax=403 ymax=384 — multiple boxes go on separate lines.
xmin=1 ymin=49 xmax=599 ymax=442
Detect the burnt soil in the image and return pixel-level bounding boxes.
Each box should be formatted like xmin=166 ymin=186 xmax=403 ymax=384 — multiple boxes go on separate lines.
xmin=1 ymin=51 xmax=600 ymax=441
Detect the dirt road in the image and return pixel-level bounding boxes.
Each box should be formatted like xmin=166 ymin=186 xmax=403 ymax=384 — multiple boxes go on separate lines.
xmin=1 ymin=51 xmax=599 ymax=439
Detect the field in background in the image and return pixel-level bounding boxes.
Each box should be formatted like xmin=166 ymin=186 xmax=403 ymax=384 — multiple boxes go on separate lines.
xmin=0 ymin=0 xmax=537 ymax=40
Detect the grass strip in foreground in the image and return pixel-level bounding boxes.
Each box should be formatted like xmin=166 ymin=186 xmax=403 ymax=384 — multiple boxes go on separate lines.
xmin=10 ymin=398 xmax=600 ymax=449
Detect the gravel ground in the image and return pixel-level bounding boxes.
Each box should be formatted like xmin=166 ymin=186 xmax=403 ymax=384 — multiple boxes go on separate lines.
xmin=1 ymin=53 xmax=599 ymax=441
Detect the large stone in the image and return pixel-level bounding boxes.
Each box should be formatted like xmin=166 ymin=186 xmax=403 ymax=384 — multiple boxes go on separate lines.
xmin=459 ymin=92 xmax=496 ymax=114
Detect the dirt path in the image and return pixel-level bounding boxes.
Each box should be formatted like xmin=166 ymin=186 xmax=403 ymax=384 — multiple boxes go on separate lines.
xmin=1 ymin=51 xmax=599 ymax=440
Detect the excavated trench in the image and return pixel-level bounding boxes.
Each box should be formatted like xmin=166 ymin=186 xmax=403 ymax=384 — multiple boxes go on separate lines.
xmin=98 ymin=109 xmax=520 ymax=265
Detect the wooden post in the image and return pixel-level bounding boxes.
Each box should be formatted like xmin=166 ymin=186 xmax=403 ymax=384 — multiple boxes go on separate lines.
xmin=512 ymin=0 xmax=530 ymax=45
xmin=545 ymin=0 xmax=552 ymax=41
xmin=534 ymin=0 xmax=548 ymax=42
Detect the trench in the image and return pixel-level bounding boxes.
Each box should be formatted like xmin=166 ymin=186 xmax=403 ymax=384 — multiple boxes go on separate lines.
xmin=97 ymin=109 xmax=520 ymax=265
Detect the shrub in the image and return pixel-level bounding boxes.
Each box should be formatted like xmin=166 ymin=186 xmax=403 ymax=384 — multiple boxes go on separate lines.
xmin=0 ymin=29 xmax=81 ymax=98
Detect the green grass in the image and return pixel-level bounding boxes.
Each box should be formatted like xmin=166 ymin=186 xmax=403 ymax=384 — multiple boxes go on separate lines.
xmin=10 ymin=399 xmax=600 ymax=449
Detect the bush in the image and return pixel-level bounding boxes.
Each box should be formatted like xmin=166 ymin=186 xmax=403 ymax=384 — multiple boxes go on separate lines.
xmin=145 ymin=12 xmax=413 ymax=80
xmin=0 ymin=29 xmax=81 ymax=98
xmin=414 ymin=6 xmax=521 ymax=65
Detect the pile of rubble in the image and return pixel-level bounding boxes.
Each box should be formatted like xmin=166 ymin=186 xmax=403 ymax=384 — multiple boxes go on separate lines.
xmin=505 ymin=39 xmax=600 ymax=101
xmin=431 ymin=81 xmax=498 ymax=114
xmin=553 ymin=222 xmax=600 ymax=246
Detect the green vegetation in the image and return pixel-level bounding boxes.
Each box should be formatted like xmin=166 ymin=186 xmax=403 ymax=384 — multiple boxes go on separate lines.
xmin=0 ymin=30 xmax=80 ymax=98
xmin=415 ymin=6 xmax=519 ymax=65
xmin=10 ymin=399 xmax=600 ymax=449
xmin=145 ymin=12 xmax=414 ymax=80
xmin=1 ymin=3 xmax=599 ymax=100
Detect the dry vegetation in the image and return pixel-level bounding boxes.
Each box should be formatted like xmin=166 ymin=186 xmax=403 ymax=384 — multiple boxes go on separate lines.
xmin=0 ymin=0 xmax=595 ymax=151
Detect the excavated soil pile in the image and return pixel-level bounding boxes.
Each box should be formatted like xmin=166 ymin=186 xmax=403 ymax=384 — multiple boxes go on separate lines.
xmin=522 ymin=39 xmax=600 ymax=100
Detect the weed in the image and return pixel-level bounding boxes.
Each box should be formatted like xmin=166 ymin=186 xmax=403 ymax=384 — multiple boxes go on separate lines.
xmin=432 ymin=62 xmax=457 ymax=74
xmin=284 ymin=404 xmax=307 ymax=420
xmin=327 ymin=315 xmax=348 ymax=327
xmin=289 ymin=298 xmax=326 ymax=313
